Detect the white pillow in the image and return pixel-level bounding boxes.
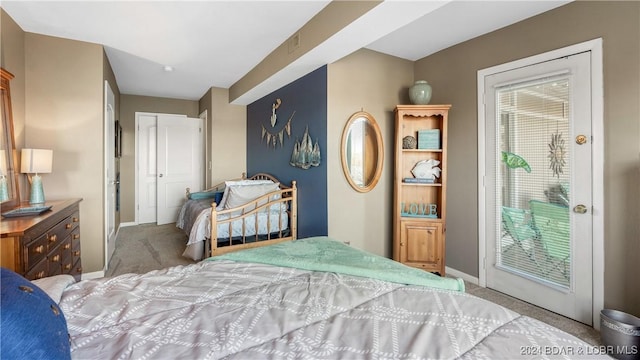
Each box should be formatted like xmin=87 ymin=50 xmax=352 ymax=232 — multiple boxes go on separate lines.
xmin=223 ymin=182 xmax=280 ymax=211
xmin=217 ymin=179 xmax=273 ymax=209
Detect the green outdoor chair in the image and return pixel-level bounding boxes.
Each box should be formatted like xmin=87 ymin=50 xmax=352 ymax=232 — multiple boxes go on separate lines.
xmin=501 ymin=206 xmax=539 ymax=264
xmin=529 ymin=200 xmax=571 ymax=280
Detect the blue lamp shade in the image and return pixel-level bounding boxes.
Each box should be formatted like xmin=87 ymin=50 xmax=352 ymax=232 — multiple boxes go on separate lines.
xmin=20 ymin=149 xmax=53 ymax=205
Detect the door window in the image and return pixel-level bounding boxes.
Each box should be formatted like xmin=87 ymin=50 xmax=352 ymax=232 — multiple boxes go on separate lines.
xmin=497 ymin=76 xmax=572 ymax=289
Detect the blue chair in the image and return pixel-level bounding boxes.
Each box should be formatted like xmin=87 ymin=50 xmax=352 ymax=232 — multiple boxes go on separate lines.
xmin=529 ymin=200 xmax=571 ymax=281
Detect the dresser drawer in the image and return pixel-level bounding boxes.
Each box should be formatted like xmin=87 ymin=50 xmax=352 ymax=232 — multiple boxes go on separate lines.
xmin=61 ymin=251 xmax=74 ymax=273
xmin=48 ymin=242 xmax=66 ymax=276
xmin=25 ymin=233 xmax=49 ymax=269
xmin=47 ymin=211 xmax=79 ymax=252
xmin=71 ymin=229 xmax=81 ymax=265
xmin=2 ymin=199 xmax=83 ymax=280
xmin=70 ymin=258 xmax=82 ymax=282
xmin=25 ymin=258 xmax=48 ymax=281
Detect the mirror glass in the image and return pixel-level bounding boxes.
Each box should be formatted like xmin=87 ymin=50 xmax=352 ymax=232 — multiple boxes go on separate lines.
xmin=1 ymin=68 xmax=21 ymax=209
xmin=341 ymin=111 xmax=383 ymax=193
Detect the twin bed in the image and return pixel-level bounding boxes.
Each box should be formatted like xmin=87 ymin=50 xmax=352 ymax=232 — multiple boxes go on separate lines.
xmin=177 ymin=173 xmax=297 ymax=260
xmin=2 ymin=173 xmax=605 ymax=359
xmin=7 ymin=236 xmax=605 ymax=359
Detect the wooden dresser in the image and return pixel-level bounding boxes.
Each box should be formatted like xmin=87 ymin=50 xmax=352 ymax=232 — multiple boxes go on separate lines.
xmin=1 ymin=198 xmax=82 ymax=281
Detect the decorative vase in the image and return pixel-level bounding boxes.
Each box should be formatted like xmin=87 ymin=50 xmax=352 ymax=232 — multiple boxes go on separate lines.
xmin=409 ymin=80 xmax=432 ymax=105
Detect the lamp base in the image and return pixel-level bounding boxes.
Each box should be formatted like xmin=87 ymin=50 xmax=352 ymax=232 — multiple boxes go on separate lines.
xmin=29 ymin=175 xmax=46 ymax=205
xmin=0 ymin=176 xmax=8 ymax=202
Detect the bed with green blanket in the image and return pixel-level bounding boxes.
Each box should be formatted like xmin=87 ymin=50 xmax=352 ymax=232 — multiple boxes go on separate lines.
xmin=31 ymin=236 xmax=602 ymax=359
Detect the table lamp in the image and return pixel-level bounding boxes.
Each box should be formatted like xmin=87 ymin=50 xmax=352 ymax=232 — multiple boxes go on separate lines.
xmin=20 ymin=148 xmax=53 ymax=205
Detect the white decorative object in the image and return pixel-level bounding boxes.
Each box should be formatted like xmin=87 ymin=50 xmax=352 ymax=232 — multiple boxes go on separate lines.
xmin=411 ymin=159 xmax=441 ymax=181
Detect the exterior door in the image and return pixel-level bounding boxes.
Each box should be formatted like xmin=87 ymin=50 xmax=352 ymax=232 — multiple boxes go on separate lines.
xmin=104 ymin=81 xmax=117 ymax=268
xmin=482 ymin=52 xmax=593 ymax=324
xmin=156 ymin=115 xmax=203 ymax=225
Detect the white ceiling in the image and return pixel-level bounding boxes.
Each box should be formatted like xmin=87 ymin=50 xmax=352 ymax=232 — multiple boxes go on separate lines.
xmin=2 ymin=1 xmax=570 ymax=104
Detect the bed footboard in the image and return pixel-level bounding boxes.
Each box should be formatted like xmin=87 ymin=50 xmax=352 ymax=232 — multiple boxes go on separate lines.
xmin=209 ymin=179 xmax=297 ymax=256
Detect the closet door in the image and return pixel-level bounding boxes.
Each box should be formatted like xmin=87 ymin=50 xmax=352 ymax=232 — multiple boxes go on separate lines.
xmin=156 ymin=115 xmax=203 ymax=225
xmin=136 ymin=113 xmax=203 ymax=225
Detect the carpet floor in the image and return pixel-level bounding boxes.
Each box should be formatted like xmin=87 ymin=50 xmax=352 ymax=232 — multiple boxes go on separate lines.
xmin=106 ymin=223 xmax=601 ymax=346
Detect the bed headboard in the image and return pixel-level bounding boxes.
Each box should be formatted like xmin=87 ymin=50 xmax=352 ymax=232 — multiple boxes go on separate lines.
xmin=248 ymin=173 xmax=280 ymax=183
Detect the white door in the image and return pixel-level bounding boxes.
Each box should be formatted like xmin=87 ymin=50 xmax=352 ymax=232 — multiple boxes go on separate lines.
xmin=136 ymin=113 xmax=204 ymax=225
xmin=156 ymin=115 xmax=203 ymax=225
xmin=104 ymin=81 xmax=117 ymax=268
xmin=482 ymin=52 xmax=593 ymax=324
xmin=137 ymin=114 xmax=160 ymax=224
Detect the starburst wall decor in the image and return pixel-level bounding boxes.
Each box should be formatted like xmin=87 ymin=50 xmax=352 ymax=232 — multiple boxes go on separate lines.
xmin=548 ymin=133 xmax=566 ymax=178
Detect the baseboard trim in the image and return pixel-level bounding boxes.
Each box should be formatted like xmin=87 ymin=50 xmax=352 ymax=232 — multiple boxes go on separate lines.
xmin=119 ymin=221 xmax=137 ymax=228
xmin=446 ymin=266 xmax=479 ymax=285
xmin=81 ymin=271 xmax=104 ymax=280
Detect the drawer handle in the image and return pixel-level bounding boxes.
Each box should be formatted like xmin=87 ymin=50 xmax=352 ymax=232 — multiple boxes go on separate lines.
xmin=73 ymin=234 xmax=80 ymax=240
xmin=73 ymin=251 xmax=81 ymax=256
xmin=73 ymin=217 xmax=79 ymax=222
xmin=49 ymin=234 xmax=57 ymax=243
xmin=34 ymin=245 xmax=45 ymax=254
xmin=63 ymin=243 xmax=71 ymax=250
xmin=36 ymin=271 xmax=45 ymax=279
xmin=63 ymin=264 xmax=72 ymax=270
xmin=66 ymin=223 xmax=73 ymax=229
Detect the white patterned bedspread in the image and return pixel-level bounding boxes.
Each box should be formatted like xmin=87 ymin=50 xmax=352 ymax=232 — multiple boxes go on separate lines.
xmin=60 ymin=261 xmax=605 ymax=359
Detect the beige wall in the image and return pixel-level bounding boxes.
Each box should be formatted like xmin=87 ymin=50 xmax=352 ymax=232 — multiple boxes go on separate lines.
xmin=0 ymin=9 xmax=26 ymax=195
xmin=118 ymin=94 xmax=199 ymax=223
xmin=24 ymin=33 xmax=105 ymax=273
xmin=415 ymin=1 xmax=640 ymax=315
xmin=327 ymin=48 xmax=413 ymax=257
xmin=199 ymin=87 xmax=246 ymax=186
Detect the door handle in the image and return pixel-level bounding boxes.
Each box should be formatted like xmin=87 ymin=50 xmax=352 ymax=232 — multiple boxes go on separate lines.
xmin=159 ymin=174 xmax=163 ymax=177
xmin=573 ymin=204 xmax=588 ymax=214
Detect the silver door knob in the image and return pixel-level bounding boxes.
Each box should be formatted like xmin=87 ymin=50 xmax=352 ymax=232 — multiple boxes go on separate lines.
xmin=573 ymin=204 xmax=588 ymax=214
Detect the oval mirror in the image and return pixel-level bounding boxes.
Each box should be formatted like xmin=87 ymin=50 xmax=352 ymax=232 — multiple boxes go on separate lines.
xmin=341 ymin=111 xmax=383 ymax=193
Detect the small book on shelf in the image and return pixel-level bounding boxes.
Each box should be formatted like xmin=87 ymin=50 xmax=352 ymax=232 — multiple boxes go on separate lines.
xmin=403 ymin=177 xmax=435 ymax=184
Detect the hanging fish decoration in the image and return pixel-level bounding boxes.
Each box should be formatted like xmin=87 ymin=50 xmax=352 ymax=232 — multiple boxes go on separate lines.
xmin=501 ymin=151 xmax=531 ymax=173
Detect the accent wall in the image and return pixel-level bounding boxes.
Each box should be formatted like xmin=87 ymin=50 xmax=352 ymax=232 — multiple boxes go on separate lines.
xmin=247 ymin=66 xmax=328 ymax=238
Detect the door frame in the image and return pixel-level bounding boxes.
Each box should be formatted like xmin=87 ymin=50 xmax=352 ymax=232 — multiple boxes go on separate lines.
xmin=134 ymin=112 xmax=204 ymax=224
xmin=103 ymin=80 xmax=117 ymax=271
xmin=477 ymin=38 xmax=604 ymax=329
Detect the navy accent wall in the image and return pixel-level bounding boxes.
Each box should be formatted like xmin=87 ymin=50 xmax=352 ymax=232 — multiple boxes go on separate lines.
xmin=247 ymin=66 xmax=328 ymax=238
